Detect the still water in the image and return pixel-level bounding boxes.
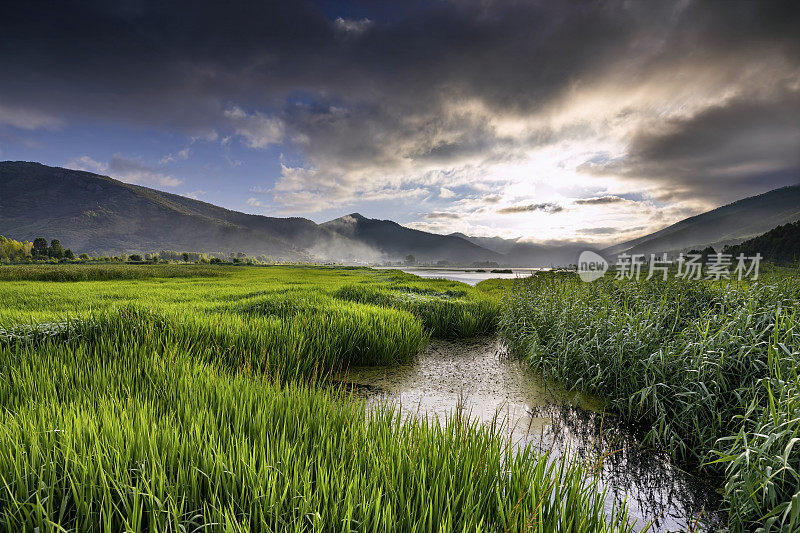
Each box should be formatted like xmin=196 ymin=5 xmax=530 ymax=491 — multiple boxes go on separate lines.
xmin=381 ymin=266 xmax=540 ymax=286
xmin=344 ymin=337 xmax=725 ymax=532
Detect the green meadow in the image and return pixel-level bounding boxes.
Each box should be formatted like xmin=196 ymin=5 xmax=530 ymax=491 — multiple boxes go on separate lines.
xmin=0 ymin=265 xmax=633 ymax=532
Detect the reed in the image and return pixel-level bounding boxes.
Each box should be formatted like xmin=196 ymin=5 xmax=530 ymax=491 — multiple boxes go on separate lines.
xmin=498 ymin=269 xmax=800 ymax=531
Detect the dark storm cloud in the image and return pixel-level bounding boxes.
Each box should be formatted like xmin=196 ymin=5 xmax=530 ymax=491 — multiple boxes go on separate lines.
xmin=585 ymin=91 xmax=800 ymax=201
xmin=1 ymin=0 xmax=799 ymax=205
xmin=0 ymin=1 xmax=766 ymax=129
xmin=497 ymin=203 xmax=563 ymax=215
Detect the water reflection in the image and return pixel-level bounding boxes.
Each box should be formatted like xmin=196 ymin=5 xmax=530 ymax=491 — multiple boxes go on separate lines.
xmin=343 ymin=337 xmax=726 ymax=532
xmin=376 ymin=266 xmax=540 ymax=286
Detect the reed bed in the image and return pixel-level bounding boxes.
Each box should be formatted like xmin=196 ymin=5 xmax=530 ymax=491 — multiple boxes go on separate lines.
xmin=0 ymin=263 xmax=229 ymax=281
xmin=0 ymin=265 xmax=633 ymax=531
xmin=333 ymin=283 xmax=499 ymax=338
xmin=499 ymin=270 xmax=800 ymax=531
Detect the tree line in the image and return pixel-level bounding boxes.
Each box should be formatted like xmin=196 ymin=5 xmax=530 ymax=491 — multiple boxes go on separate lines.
xmin=0 ymin=236 xmax=287 ymax=265
xmin=0 ymin=236 xmax=76 ymax=261
xmin=723 ymin=221 xmax=800 ymax=264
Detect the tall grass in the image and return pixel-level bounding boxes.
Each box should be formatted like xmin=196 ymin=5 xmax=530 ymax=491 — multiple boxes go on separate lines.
xmin=333 ymin=283 xmax=499 ymax=338
xmin=499 ymin=270 xmax=800 ymax=531
xmin=0 ymin=305 xmax=633 ymax=531
xmin=0 ymin=263 xmax=229 ymax=281
xmin=0 ymin=265 xmax=640 ymax=530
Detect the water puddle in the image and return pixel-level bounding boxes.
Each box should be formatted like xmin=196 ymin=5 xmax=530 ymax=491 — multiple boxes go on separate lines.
xmin=343 ymin=337 xmax=725 ymax=532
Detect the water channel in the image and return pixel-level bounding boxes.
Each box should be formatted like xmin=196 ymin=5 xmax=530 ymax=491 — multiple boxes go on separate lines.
xmin=344 ymin=336 xmax=725 ymax=532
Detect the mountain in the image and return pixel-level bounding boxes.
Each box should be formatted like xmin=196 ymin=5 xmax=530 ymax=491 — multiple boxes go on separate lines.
xmin=322 ymin=214 xmax=502 ymax=263
xmin=723 ymin=221 xmax=800 ymax=264
xmin=5 ymin=161 xmax=794 ymax=266
xmin=606 ymin=185 xmax=800 ymax=256
xmin=0 ymin=161 xmax=501 ymax=263
xmin=0 ymin=161 xmax=323 ymax=257
xmin=505 ymin=241 xmax=602 ymax=267
xmin=448 ymin=233 xmax=520 ymax=254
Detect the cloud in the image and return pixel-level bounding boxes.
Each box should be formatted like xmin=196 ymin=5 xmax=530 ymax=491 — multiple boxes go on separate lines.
xmin=3 ymin=0 xmax=800 ymax=216
xmin=0 ymin=105 xmax=63 ymax=130
xmin=439 ymin=187 xmax=456 ymax=198
xmin=581 ymin=90 xmax=800 ymax=202
xmin=224 ymin=106 xmax=284 ymax=149
xmin=334 ymin=17 xmax=373 ymax=35
xmin=574 ymin=195 xmax=626 ymax=205
xmin=246 ymin=197 xmax=266 ymax=208
xmin=65 ymin=154 xmax=182 ymax=187
xmin=425 ymin=212 xmax=462 ymax=219
xmin=497 ymin=203 xmax=563 ymax=214
xmin=66 ymin=155 xmax=107 ymax=174
xmin=183 ymin=190 xmax=206 ymax=200
xmin=159 ymin=148 xmax=191 ymax=164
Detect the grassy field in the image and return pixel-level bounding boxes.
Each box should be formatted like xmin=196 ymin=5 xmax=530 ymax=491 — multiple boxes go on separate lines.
xmin=497 ymin=269 xmax=800 ymax=532
xmin=0 ymin=264 xmax=634 ymax=531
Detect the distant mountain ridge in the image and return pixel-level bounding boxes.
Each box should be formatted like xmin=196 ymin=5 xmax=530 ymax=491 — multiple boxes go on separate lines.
xmin=606 ymin=185 xmax=800 ymax=256
xmin=323 ymin=214 xmax=501 ymax=263
xmin=2 ymin=161 xmax=797 ymax=265
xmin=0 ymin=161 xmax=314 ymax=257
xmin=448 ymin=233 xmax=520 ymax=255
xmin=0 ymin=161 xmax=502 ymax=262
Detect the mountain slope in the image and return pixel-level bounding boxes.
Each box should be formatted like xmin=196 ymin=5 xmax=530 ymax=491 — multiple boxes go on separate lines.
xmin=606 ymin=185 xmax=800 ymax=256
xmin=723 ymin=221 xmax=800 ymax=264
xmin=0 ymin=161 xmax=502 ymax=263
xmin=448 ymin=233 xmax=520 ymax=254
xmin=0 ymin=161 xmax=317 ymax=257
xmin=322 ymin=214 xmax=502 ymax=263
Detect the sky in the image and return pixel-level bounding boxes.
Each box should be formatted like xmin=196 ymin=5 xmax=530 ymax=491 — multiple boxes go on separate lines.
xmin=1 ymin=0 xmax=798 ymax=245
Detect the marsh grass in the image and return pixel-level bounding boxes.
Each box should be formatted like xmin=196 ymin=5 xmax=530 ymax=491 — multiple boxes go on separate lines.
xmin=333 ymin=283 xmax=499 ymax=338
xmin=0 ymin=273 xmax=633 ymax=531
xmin=499 ymin=270 xmax=800 ymax=531
xmin=0 ymin=263 xmax=229 ymax=282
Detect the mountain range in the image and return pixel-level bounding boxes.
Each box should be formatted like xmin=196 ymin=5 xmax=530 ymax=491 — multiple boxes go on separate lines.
xmin=1 ymin=161 xmax=797 ymax=265
xmin=605 ymin=185 xmax=800 ymax=256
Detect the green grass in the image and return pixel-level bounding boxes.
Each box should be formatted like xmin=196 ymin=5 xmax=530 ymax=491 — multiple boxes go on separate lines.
xmin=0 ymin=263 xmax=230 ymax=281
xmin=498 ymin=269 xmax=800 ymax=532
xmin=332 ymin=283 xmax=499 ymax=338
xmin=0 ymin=265 xmax=633 ymax=531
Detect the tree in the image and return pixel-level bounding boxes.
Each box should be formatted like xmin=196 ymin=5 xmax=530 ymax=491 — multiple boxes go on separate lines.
xmin=404 ymin=254 xmax=417 ymax=265
xmin=0 ymin=236 xmax=31 ymax=261
xmin=182 ymin=252 xmax=190 ymax=262
xmin=48 ymin=239 xmax=65 ymax=259
xmin=128 ymin=254 xmax=143 ymax=262
xmin=65 ymin=249 xmax=75 ymax=260
xmin=700 ymin=246 xmax=716 ymax=263
xmin=79 ymin=253 xmax=90 ymax=260
xmin=32 ymin=237 xmax=48 ymax=258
